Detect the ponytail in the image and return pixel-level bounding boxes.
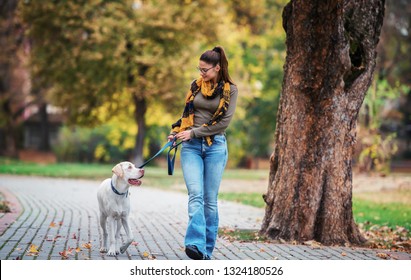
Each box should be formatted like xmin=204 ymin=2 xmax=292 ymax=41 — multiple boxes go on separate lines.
xmin=200 ymin=46 xmax=235 ymax=85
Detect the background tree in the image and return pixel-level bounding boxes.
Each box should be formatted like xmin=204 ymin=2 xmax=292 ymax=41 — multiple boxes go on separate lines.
xmin=0 ymin=0 xmax=33 ymax=156
xmin=260 ymin=0 xmax=385 ymax=245
xmin=19 ymin=0 xmax=221 ymax=165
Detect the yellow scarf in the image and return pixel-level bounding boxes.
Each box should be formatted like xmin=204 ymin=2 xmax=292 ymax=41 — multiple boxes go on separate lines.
xmin=171 ymin=77 xmax=231 ymax=146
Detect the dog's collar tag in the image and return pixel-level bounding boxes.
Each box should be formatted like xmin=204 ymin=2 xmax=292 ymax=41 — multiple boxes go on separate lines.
xmin=111 ymin=180 xmax=128 ymax=197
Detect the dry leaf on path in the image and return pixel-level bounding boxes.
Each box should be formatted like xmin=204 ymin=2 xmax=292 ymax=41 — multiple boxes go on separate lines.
xmin=82 ymin=243 xmax=92 ymax=249
xmin=26 ymin=244 xmax=39 ymax=256
xmin=376 ymin=252 xmax=389 ymax=259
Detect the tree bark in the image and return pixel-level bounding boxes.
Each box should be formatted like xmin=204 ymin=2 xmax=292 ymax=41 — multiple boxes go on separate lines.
xmin=260 ymin=0 xmax=385 ymax=245
xmin=131 ymin=94 xmax=147 ymax=166
xmin=0 ymin=0 xmax=23 ymax=157
xmin=38 ymin=102 xmax=50 ymax=151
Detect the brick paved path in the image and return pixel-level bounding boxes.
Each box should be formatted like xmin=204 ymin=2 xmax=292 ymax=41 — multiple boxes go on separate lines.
xmin=1 ymin=175 xmax=410 ymax=260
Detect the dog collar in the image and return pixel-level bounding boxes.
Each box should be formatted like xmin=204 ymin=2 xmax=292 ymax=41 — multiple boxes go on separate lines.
xmin=111 ymin=180 xmax=128 ymax=197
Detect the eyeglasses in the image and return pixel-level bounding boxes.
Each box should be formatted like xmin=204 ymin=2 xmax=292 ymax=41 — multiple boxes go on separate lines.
xmin=197 ymin=66 xmax=215 ymax=74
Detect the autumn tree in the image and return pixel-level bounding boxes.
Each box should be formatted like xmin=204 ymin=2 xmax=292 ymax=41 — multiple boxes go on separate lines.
xmin=260 ymin=0 xmax=385 ymax=245
xmin=19 ymin=0 xmax=221 ymax=165
xmin=0 ymin=0 xmax=34 ymax=156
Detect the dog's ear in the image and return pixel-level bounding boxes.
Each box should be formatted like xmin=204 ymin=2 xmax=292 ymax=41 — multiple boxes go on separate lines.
xmin=112 ymin=163 xmax=124 ymax=178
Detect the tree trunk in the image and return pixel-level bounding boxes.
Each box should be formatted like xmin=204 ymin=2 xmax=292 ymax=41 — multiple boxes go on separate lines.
xmin=260 ymin=0 xmax=385 ymax=245
xmin=0 ymin=0 xmax=20 ymax=157
xmin=38 ymin=102 xmax=50 ymax=151
xmin=131 ymin=95 xmax=147 ymax=166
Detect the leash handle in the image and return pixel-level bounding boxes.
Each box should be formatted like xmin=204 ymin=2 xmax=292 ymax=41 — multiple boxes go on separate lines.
xmin=167 ymin=140 xmax=182 ymax=175
xmin=138 ymin=138 xmax=182 ymax=175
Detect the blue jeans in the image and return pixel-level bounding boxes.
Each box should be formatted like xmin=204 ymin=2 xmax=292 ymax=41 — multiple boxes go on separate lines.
xmin=181 ymin=135 xmax=228 ymax=257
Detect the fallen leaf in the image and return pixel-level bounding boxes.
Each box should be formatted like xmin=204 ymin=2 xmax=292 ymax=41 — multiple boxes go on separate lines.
xmin=143 ymin=251 xmax=149 ymax=258
xmin=75 ymin=247 xmax=82 ymax=253
xmin=341 ymin=252 xmax=346 ymax=256
xmin=72 ymin=233 xmax=77 ymax=239
xmin=82 ymin=243 xmax=92 ymax=249
xmin=376 ymin=252 xmax=389 ymax=259
xmin=131 ymin=241 xmax=138 ymax=246
xmin=59 ymin=247 xmax=74 ymax=259
xmin=28 ymin=244 xmax=39 ymax=253
xmin=303 ymin=240 xmax=322 ymax=249
xmin=26 ymin=244 xmax=39 ymax=256
xmin=53 ymin=235 xmax=62 ymax=242
xmin=49 ymin=222 xmax=57 ymax=228
xmin=59 ymin=251 xmax=69 ymax=259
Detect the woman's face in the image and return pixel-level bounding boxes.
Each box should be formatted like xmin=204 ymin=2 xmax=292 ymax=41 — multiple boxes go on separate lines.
xmin=198 ymin=60 xmax=220 ymax=82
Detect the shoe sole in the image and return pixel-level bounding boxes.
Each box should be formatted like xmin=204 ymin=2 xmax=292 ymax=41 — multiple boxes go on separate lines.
xmin=185 ymin=247 xmax=203 ymax=260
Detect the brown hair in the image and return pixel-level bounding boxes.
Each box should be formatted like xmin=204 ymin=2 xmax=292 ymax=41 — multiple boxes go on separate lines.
xmin=199 ymin=46 xmax=235 ymax=85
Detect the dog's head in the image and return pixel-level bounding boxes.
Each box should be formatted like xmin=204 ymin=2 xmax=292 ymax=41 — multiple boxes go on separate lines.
xmin=112 ymin=161 xmax=144 ymax=186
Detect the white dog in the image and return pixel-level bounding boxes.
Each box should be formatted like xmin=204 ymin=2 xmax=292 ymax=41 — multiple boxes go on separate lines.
xmin=97 ymin=161 xmax=144 ymax=256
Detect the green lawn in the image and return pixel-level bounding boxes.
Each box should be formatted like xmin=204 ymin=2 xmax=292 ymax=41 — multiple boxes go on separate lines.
xmin=0 ymin=157 xmax=266 ymax=188
xmin=353 ymin=199 xmax=411 ymax=230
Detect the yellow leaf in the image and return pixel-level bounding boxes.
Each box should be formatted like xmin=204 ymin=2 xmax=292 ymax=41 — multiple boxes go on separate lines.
xmin=49 ymin=222 xmax=57 ymax=228
xmin=82 ymin=243 xmax=92 ymax=249
xmin=75 ymin=247 xmax=82 ymax=253
xmin=29 ymin=244 xmax=39 ymax=253
xmin=143 ymin=251 xmax=149 ymax=258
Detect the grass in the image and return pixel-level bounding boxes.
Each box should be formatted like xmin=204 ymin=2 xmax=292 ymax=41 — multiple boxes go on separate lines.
xmin=0 ymin=158 xmax=113 ymax=179
xmin=353 ymin=199 xmax=411 ymax=230
xmin=0 ymin=157 xmax=267 ymax=188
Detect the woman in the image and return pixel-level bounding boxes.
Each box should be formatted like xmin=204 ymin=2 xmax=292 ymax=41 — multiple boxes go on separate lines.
xmin=168 ymin=46 xmax=238 ymax=260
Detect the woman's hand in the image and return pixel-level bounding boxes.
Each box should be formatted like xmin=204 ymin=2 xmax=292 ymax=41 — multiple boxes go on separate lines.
xmin=176 ymin=130 xmax=192 ymax=141
xmin=167 ymin=134 xmax=175 ymax=142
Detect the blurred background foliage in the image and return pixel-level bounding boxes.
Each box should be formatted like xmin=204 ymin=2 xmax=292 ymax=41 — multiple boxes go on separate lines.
xmin=1 ymin=0 xmax=410 ymax=172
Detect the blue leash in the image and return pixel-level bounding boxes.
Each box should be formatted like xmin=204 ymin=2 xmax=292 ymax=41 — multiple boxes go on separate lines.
xmin=138 ymin=138 xmax=182 ymax=175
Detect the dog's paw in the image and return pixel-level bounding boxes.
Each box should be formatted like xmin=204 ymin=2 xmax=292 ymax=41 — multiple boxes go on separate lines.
xmin=106 ymin=250 xmax=118 ymax=257
xmin=100 ymin=247 xmax=108 ymax=253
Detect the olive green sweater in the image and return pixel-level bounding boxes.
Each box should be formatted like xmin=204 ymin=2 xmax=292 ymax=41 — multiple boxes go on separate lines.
xmin=189 ymin=84 xmax=238 ymax=138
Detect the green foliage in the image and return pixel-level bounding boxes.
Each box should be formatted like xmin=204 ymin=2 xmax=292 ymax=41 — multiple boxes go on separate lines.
xmin=358 ymin=132 xmax=398 ymax=175
xmin=225 ymin=0 xmax=287 ymax=163
xmin=19 ymin=0 xmax=222 ymax=124
xmin=356 ymin=78 xmax=409 ymax=174
xmin=53 ymin=125 xmax=133 ymax=163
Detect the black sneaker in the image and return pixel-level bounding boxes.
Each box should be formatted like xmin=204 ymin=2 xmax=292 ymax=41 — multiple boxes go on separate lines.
xmin=185 ymin=245 xmax=204 ymax=260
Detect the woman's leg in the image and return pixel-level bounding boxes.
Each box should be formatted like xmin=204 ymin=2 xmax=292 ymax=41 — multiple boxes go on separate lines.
xmin=181 ymin=139 xmax=207 ymax=256
xmin=203 ymin=135 xmax=228 ymax=257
